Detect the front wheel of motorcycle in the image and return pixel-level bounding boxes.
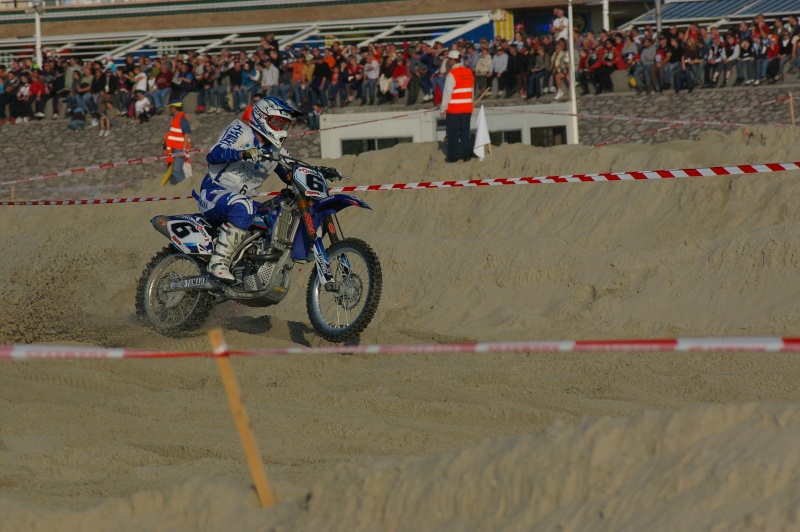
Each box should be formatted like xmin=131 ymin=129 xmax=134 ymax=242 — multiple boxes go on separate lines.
xmin=306 ymin=237 xmax=382 ymax=343
xmin=135 ymin=246 xmax=214 ymax=337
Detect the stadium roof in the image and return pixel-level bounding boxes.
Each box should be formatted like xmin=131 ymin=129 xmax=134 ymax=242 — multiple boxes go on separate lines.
xmin=0 ymin=9 xmax=498 ymax=64
xmin=622 ymin=0 xmax=800 ymax=28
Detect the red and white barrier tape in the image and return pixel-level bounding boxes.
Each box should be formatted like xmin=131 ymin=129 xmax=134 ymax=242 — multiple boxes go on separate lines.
xmin=3 ymin=161 xmax=800 ymax=206
xmin=0 ymin=149 xmax=210 ymax=187
xmin=2 ymin=336 xmax=800 ymax=360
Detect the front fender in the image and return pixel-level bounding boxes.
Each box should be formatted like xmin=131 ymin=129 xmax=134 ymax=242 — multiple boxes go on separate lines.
xmin=309 ymin=194 xmax=371 ymax=225
xmin=291 ymin=194 xmax=371 ymax=261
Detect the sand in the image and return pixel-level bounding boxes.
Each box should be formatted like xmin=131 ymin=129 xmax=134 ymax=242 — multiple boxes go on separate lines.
xmin=2 ymin=127 xmax=800 ymax=530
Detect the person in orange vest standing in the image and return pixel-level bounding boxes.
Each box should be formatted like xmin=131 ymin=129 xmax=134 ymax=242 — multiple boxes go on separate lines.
xmin=439 ymin=49 xmax=474 ymax=163
xmin=164 ymin=99 xmax=192 ymax=184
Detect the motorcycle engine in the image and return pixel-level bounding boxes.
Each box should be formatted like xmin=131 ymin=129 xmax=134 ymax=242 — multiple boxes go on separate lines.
xmin=240 ymin=254 xmax=293 ymax=305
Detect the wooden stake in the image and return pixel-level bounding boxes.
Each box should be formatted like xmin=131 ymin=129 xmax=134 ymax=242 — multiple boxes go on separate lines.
xmin=10 ymin=187 xmax=14 ymax=208
xmin=790 ymin=92 xmax=796 ymax=127
xmin=473 ymin=86 xmax=491 ymax=106
xmin=209 ymin=328 xmax=276 ymax=508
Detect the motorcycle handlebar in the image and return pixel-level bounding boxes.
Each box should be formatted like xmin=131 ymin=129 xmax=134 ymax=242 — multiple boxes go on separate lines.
xmin=270 ymin=152 xmax=350 ymax=181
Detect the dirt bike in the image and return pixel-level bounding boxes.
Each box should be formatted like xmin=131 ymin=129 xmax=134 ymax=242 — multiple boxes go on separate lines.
xmin=135 ymin=152 xmax=382 ymax=343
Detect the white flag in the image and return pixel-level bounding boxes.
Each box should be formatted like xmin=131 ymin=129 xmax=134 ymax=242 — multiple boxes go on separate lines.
xmin=473 ymin=105 xmax=490 ymax=161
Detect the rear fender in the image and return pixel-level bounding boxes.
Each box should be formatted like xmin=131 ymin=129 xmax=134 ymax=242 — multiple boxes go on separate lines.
xmin=151 ymin=214 xmax=214 ymax=255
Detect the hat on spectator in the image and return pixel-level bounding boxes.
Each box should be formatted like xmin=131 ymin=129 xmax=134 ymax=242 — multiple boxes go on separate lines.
xmin=168 ymin=99 xmax=183 ymax=108
xmin=447 ymin=50 xmax=460 ymax=60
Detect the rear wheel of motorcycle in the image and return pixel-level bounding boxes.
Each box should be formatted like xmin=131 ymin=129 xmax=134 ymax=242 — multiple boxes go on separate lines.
xmin=135 ymin=246 xmax=213 ymax=337
xmin=306 ymin=237 xmax=382 ymax=343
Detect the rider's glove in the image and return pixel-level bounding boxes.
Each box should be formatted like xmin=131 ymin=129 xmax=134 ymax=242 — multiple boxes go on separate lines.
xmin=316 ymin=166 xmax=343 ymax=181
xmin=242 ymin=147 xmax=261 ymax=161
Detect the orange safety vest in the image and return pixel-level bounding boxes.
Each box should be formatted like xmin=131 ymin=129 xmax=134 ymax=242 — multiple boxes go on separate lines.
xmin=164 ymin=111 xmax=190 ymax=162
xmin=446 ymin=66 xmax=474 ymax=115
xmin=241 ymin=105 xmax=252 ymax=123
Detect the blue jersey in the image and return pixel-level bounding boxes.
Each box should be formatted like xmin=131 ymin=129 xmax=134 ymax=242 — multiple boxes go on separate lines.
xmin=203 ymin=119 xmax=288 ymax=197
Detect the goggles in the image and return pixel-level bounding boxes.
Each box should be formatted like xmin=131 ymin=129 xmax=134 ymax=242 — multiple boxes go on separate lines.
xmin=268 ymin=115 xmax=292 ymax=131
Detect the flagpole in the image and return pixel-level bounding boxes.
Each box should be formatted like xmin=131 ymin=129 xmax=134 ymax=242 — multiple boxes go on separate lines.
xmin=567 ymin=0 xmax=580 ymax=144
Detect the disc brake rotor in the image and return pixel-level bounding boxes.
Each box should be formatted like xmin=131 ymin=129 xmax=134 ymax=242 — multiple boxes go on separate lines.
xmin=334 ymin=273 xmax=363 ymax=310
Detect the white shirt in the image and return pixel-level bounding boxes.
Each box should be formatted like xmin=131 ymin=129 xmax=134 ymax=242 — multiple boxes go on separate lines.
xmin=133 ymin=72 xmax=148 ymax=92
xmin=134 ymin=96 xmax=151 ymax=115
xmin=552 ymin=16 xmax=569 ymax=42
xmin=260 ymin=64 xmax=280 ymax=89
xmin=364 ymin=59 xmax=380 ymax=80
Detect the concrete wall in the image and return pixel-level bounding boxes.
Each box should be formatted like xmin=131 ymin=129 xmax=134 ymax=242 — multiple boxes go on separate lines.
xmin=0 ymin=0 xmax=562 ymax=40
xmin=319 ymin=103 xmax=574 ymax=158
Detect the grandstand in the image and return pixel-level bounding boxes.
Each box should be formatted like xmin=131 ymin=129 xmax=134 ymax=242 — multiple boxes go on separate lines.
xmin=0 ymin=0 xmax=655 ymax=63
xmin=623 ymin=0 xmax=800 ymax=29
xmin=0 ymin=10 xmax=502 ymax=65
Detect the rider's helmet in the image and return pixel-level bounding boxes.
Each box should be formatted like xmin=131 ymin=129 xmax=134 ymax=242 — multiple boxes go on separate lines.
xmin=249 ymin=97 xmax=303 ymax=149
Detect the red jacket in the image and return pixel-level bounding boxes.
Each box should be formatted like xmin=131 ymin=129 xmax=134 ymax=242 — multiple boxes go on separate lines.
xmin=29 ymin=79 xmax=47 ymax=97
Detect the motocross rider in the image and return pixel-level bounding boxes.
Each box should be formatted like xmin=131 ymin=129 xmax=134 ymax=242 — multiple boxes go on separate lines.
xmin=193 ymin=96 xmax=303 ymax=282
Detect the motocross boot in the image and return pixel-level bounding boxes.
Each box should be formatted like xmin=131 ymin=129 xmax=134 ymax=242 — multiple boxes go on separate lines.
xmin=208 ymin=222 xmax=248 ymax=282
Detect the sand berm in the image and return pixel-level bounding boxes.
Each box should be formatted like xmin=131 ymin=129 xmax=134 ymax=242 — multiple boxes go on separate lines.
xmin=2 ymin=129 xmax=800 ymax=530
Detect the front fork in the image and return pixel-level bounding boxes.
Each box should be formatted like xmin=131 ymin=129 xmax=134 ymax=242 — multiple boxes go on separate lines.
xmin=298 ymin=198 xmax=339 ymax=291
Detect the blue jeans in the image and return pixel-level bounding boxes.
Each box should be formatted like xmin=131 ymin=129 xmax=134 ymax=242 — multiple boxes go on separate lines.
xmin=755 ymin=58 xmax=768 ymax=79
xmin=151 ymin=87 xmax=171 ymax=109
xmin=329 ymin=81 xmax=347 ymax=105
xmin=420 ymin=74 xmax=433 ymax=96
xmin=634 ymin=63 xmax=652 ymax=90
xmin=737 ymin=60 xmax=755 ymax=82
xmin=527 ymin=71 xmax=547 ymax=97
xmin=686 ymin=63 xmax=702 ymax=87
xmin=361 ymin=78 xmax=377 ymax=101
xmin=197 ymin=88 xmax=216 ymax=109
xmin=307 ymin=111 xmax=320 ymax=130
xmin=244 ymin=83 xmax=259 ymax=103
xmin=170 ymin=155 xmax=186 ymax=185
xmin=81 ymin=92 xmax=97 ymax=114
xmin=309 ymin=80 xmax=328 ymax=107
xmin=279 ymin=83 xmax=293 ymax=104
xmin=232 ymin=87 xmax=248 ymax=110
xmin=434 ymin=74 xmax=446 ymax=95
xmin=293 ymin=83 xmax=309 ymax=105
xmin=662 ymin=62 xmax=679 ymax=87
xmin=213 ymin=86 xmax=229 ymax=110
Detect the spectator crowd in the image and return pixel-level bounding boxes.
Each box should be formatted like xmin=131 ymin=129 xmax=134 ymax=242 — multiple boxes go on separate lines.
xmin=1 ymin=10 xmax=800 ymax=129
